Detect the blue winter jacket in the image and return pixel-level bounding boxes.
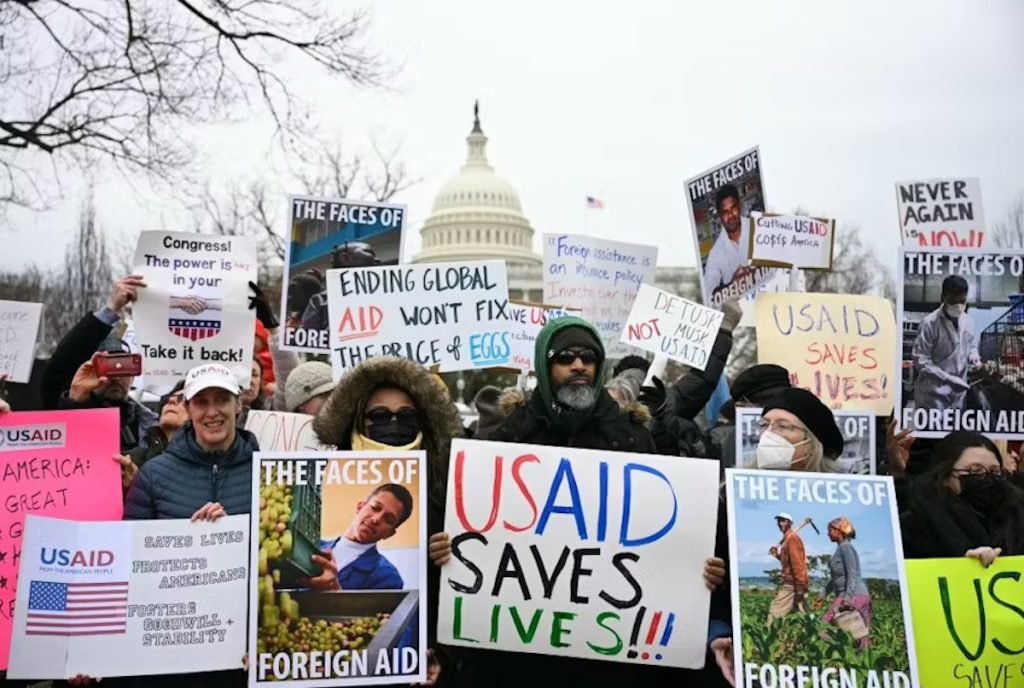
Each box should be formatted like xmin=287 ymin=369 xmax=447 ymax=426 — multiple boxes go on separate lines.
xmin=124 ymin=424 xmax=259 ymax=520
xmin=322 ymin=538 xmax=405 ymax=590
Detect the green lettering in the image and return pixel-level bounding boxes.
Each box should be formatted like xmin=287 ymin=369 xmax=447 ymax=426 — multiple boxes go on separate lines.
xmin=989 ymin=571 xmax=1024 ymax=655
xmin=586 ymin=611 xmax=623 ymax=656
xmin=550 ymin=611 xmax=576 ymax=648
xmin=490 ymin=603 xmax=501 ymax=642
xmin=452 ymin=596 xmax=478 ymax=643
xmin=939 ymin=576 xmax=986 ymax=661
xmin=509 ymin=606 xmax=543 ymax=643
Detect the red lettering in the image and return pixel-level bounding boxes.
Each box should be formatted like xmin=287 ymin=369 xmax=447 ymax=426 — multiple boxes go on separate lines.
xmin=805 ymin=343 xmax=823 ymax=366
xmin=842 ymin=376 xmax=856 ymax=401
xmin=70 ymin=551 xmax=88 ymax=567
xmin=453 ymin=450 xmax=502 ymax=533
xmin=503 ymin=454 xmax=540 ymax=532
xmin=861 ymin=347 xmax=877 ymax=370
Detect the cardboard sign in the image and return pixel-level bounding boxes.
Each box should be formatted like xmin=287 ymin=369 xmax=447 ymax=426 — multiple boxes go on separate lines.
xmin=502 ymin=303 xmax=580 ymax=373
xmin=896 ymin=178 xmax=985 ymax=248
xmin=685 ymin=146 xmax=778 ymax=308
xmin=0 ymin=408 xmax=123 ymax=668
xmin=325 ymin=260 xmax=511 ymax=375
xmin=281 ymin=195 xmax=407 ymax=354
xmin=734 ymin=407 xmax=876 ymax=474
xmin=897 ymin=248 xmax=1024 ymax=439
xmin=620 ymin=283 xmax=724 ymax=370
xmin=7 ymin=514 xmax=248 ymax=679
xmin=0 ymin=301 xmax=42 ymax=384
xmin=906 ymin=556 xmax=1024 ymax=688
xmin=132 ymin=231 xmax=257 ymax=391
xmin=755 ymin=293 xmax=897 ymax=414
xmin=749 ymin=213 xmax=835 ymax=271
xmin=244 ymin=411 xmax=332 ymax=452
xmin=437 ymin=439 xmax=720 ymax=668
xmin=726 ymin=469 xmax=917 ymax=688
xmin=542 ymin=233 xmax=657 ymax=358
xmin=250 ymin=451 xmax=427 ymax=686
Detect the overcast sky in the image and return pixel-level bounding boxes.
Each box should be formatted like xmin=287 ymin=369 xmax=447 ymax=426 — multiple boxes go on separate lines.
xmin=5 ymin=0 xmax=1024 ymax=277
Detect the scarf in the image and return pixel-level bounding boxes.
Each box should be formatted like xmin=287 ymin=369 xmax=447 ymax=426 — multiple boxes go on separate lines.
xmin=350 ymin=430 xmax=423 ymax=452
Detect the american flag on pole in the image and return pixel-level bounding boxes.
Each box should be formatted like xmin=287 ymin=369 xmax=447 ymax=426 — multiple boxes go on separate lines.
xmin=169 ymin=318 xmax=221 ymax=341
xmin=26 ymin=581 xmax=129 ymax=636
xmin=586 ymin=196 xmax=604 ymax=209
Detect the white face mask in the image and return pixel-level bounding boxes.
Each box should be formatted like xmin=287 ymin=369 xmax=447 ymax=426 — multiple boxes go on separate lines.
xmin=943 ymin=303 xmax=966 ymax=318
xmin=756 ymin=430 xmax=808 ymax=471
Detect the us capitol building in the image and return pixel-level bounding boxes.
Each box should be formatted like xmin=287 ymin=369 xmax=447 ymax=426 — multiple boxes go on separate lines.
xmin=412 ymin=105 xmax=699 ymax=304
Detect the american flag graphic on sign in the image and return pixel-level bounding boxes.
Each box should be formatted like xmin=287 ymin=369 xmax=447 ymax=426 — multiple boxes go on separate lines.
xmin=26 ymin=581 xmax=129 ymax=636
xmin=169 ymin=318 xmax=221 ymax=341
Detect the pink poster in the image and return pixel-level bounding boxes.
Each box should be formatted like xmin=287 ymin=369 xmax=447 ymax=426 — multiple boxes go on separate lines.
xmin=0 ymin=408 xmax=123 ymax=669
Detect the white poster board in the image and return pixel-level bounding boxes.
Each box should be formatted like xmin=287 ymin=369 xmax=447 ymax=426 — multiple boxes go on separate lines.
xmin=326 ymin=260 xmax=511 ymax=375
xmin=620 ymin=283 xmax=723 ymax=370
xmin=542 ymin=234 xmax=657 ymax=358
xmin=503 ymin=303 xmax=580 ymax=373
xmin=132 ymin=231 xmax=257 ymax=390
xmin=244 ymin=410 xmax=333 ymax=452
xmin=437 ymin=438 xmax=720 ymax=668
xmin=896 ymin=178 xmax=985 ymax=248
xmin=749 ymin=213 xmax=835 ymax=270
xmin=7 ymin=514 xmax=249 ymax=679
xmin=734 ymin=407 xmax=876 ymax=474
xmin=0 ymin=301 xmax=42 ymax=383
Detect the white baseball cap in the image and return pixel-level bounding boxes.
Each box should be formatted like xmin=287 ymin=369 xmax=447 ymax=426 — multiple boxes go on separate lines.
xmin=775 ymin=512 xmax=793 ymax=522
xmin=183 ymin=363 xmax=241 ymax=401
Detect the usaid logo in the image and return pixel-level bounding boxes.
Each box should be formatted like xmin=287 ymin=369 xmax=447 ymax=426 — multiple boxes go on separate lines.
xmin=0 ymin=424 xmax=66 ymax=451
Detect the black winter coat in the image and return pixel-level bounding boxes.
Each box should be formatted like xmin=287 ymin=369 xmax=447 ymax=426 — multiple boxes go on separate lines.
xmin=124 ymin=425 xmax=258 ymax=520
xmin=42 ymin=312 xmax=113 ymax=410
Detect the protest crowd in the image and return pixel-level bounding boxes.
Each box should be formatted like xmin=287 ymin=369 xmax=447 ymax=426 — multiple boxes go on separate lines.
xmin=0 ymin=162 xmax=1021 ymax=688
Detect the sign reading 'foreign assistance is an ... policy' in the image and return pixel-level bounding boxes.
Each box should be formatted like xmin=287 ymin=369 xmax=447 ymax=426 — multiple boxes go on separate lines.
xmin=326 ymin=261 xmax=511 ymax=374
xmin=438 ymin=439 xmax=720 ymax=668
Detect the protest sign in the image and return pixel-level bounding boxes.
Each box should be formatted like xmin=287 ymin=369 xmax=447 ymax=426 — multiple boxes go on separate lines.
xmin=749 ymin=213 xmax=835 ymax=271
xmin=734 ymin=407 xmax=876 ymax=474
xmin=755 ymin=293 xmax=897 ymax=414
xmin=685 ymin=147 xmax=778 ymax=308
xmin=244 ymin=411 xmax=333 ymax=452
xmin=0 ymin=408 xmax=122 ymax=668
xmin=542 ymin=233 xmax=657 ymax=358
xmin=896 ymin=178 xmax=985 ymax=248
xmin=7 ymin=514 xmax=248 ymax=679
xmin=437 ymin=439 xmax=720 ymax=668
xmin=132 ymin=231 xmax=257 ymax=390
xmin=897 ymin=248 xmax=1024 ymax=439
xmin=906 ymin=556 xmax=1024 ymax=688
xmin=726 ymin=469 xmax=917 ymax=688
xmin=620 ymin=283 xmax=724 ymax=370
xmin=250 ymin=450 xmax=427 ymax=686
xmin=325 ymin=260 xmax=512 ymax=375
xmin=502 ymin=303 xmax=580 ymax=373
xmin=0 ymin=301 xmax=42 ymax=384
xmin=281 ymin=195 xmax=407 ymax=354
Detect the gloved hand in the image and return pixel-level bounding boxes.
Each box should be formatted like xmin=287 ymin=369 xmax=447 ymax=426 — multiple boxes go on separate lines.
xmin=249 ymin=281 xmax=279 ymax=329
xmin=720 ymin=298 xmax=743 ymax=334
xmin=638 ymin=376 xmax=668 ymax=417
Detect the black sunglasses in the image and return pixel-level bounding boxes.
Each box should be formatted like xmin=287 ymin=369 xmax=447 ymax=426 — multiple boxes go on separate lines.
xmin=550 ymin=349 xmax=599 ymax=366
xmin=364 ymin=407 xmax=420 ymax=427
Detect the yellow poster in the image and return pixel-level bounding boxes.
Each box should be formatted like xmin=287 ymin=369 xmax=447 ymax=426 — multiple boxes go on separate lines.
xmin=906 ymin=556 xmax=1024 ymax=688
xmin=755 ymin=293 xmax=896 ymax=414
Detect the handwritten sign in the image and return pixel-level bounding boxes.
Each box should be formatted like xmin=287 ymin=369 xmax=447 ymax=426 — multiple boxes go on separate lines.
xmin=438 ymin=438 xmax=720 ymax=668
xmin=542 ymin=234 xmax=657 ymax=358
xmin=132 ymin=231 xmax=257 ymax=390
xmin=244 ymin=410 xmax=333 ymax=451
xmin=896 ymin=178 xmax=986 ymax=248
xmin=749 ymin=213 xmax=835 ymax=270
xmin=755 ymin=293 xmax=896 ymax=414
xmin=7 ymin=514 xmax=248 ymax=679
xmin=326 ymin=260 xmax=511 ymax=375
xmin=0 ymin=408 xmax=122 ymax=669
xmin=0 ymin=301 xmax=42 ymax=384
xmin=726 ymin=469 xmax=918 ymax=688
xmin=906 ymin=556 xmax=1024 ymax=688
xmin=501 ymin=303 xmax=580 ymax=373
xmin=620 ymin=283 xmax=723 ymax=370
xmin=734 ymin=407 xmax=876 ymax=474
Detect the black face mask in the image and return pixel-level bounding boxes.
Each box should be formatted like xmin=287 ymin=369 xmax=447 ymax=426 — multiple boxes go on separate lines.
xmin=366 ymin=420 xmax=420 ymax=447
xmin=958 ymin=472 xmax=1006 ymax=515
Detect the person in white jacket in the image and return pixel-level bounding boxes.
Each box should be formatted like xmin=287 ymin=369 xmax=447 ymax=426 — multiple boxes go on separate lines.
xmin=913 ymin=275 xmax=980 ymax=411
xmin=703 ymin=183 xmax=749 ymax=296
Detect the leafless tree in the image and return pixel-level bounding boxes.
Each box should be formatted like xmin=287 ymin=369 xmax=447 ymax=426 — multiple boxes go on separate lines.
xmin=50 ymin=196 xmax=114 ymax=339
xmin=991 ymin=192 xmax=1024 ymax=249
xmin=804 ymin=223 xmax=895 ymax=299
xmin=0 ymin=0 xmax=386 ymax=212
xmin=294 ymin=139 xmax=419 ymax=202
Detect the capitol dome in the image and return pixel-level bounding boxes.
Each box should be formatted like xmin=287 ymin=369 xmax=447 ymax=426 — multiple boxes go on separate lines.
xmin=414 ymin=104 xmax=541 ymax=267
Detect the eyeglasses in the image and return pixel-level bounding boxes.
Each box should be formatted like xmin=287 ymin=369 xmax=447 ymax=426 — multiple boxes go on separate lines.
xmin=161 ymin=392 xmax=184 ymax=407
xmin=757 ymin=419 xmax=808 ymax=436
xmin=364 ymin=407 xmax=420 ymax=427
xmin=952 ymin=466 xmax=1004 ymax=477
xmin=550 ymin=349 xmax=599 ymax=366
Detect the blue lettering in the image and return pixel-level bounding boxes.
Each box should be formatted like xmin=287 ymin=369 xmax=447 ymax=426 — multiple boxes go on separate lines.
xmin=536 ymin=458 xmax=587 ymax=539
xmin=620 ymin=463 xmax=678 ymax=547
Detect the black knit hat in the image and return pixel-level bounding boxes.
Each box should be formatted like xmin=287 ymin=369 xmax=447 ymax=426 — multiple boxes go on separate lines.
xmin=732 ymin=364 xmax=791 ymax=405
xmin=548 ymin=326 xmax=603 ymax=363
xmin=763 ymin=388 xmax=844 ymax=458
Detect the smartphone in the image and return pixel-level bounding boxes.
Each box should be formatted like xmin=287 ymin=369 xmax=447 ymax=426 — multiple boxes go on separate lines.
xmin=94 ymin=352 xmax=143 ymax=378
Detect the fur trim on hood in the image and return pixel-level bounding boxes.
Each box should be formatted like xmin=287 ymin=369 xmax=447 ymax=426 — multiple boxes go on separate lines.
xmin=498 ymin=388 xmax=651 ymax=428
xmin=312 ymin=357 xmax=464 ymax=488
